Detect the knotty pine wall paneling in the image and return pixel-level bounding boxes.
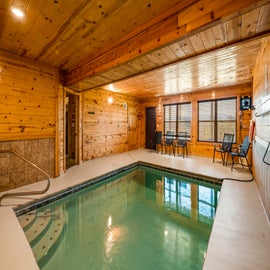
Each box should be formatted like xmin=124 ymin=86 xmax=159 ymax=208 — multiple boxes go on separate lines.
xmin=0 ymin=50 xmax=60 ymax=191
xmin=0 ymin=50 xmax=57 ymax=140
xmin=141 ymin=85 xmax=251 ymax=158
xmin=82 ymin=89 xmax=139 ymax=160
xmin=252 ymin=37 xmax=270 ymax=220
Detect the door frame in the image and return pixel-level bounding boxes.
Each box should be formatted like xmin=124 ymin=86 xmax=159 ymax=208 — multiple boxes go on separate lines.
xmin=65 ymin=90 xmax=81 ymax=170
xmin=145 ymin=106 xmax=156 ymax=150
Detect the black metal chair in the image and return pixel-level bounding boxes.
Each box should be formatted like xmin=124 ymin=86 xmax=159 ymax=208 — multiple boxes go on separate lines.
xmin=174 ymin=132 xmax=188 ymax=158
xmin=227 ymin=136 xmax=251 ymax=172
xmin=213 ymin=133 xmax=234 ymax=165
xmin=154 ymin=130 xmax=162 ymax=153
xmin=161 ymin=131 xmax=174 ymax=155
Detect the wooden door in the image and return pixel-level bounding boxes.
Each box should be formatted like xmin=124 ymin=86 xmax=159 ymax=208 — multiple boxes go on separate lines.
xmin=146 ymin=107 xmax=156 ymax=150
xmin=128 ymin=104 xmax=138 ymax=150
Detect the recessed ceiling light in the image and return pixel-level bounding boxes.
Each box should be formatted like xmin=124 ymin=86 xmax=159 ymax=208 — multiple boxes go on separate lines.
xmin=11 ymin=7 xmax=25 ymax=18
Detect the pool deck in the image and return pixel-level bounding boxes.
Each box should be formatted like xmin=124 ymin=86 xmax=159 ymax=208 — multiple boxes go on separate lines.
xmin=0 ymin=149 xmax=269 ymax=269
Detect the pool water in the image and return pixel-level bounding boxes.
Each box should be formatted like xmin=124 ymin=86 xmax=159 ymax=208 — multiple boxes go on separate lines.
xmin=20 ymin=166 xmax=220 ymax=270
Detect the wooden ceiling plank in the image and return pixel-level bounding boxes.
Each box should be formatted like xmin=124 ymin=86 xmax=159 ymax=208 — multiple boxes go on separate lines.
xmin=124 ymin=59 xmax=146 ymax=73
xmin=150 ymin=49 xmax=171 ymax=65
xmin=188 ymin=34 xmax=206 ymax=53
xmin=168 ymin=42 xmax=187 ymax=58
xmin=212 ymin=23 xmax=228 ymax=47
xmin=242 ymin=7 xmax=261 ymax=38
xmin=37 ymin=1 xmax=95 ymax=63
xmin=226 ymin=16 xmax=243 ymax=42
xmin=134 ymin=55 xmax=158 ymax=69
xmin=200 ymin=28 xmax=217 ymax=50
xmin=130 ymin=58 xmax=151 ymax=73
xmin=0 ymin=0 xmax=8 ymax=38
xmin=160 ymin=46 xmax=179 ymax=62
xmin=178 ymin=38 xmax=196 ymax=56
xmin=40 ymin=1 xmax=124 ymax=64
xmin=118 ymin=62 xmax=141 ymax=75
xmin=178 ymin=0 xmax=261 ymax=31
xmin=256 ymin=3 xmax=270 ymax=32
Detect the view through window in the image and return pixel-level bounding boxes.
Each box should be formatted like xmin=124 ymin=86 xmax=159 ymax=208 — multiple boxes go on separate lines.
xmin=164 ymin=103 xmax=192 ymax=139
xmin=198 ymin=98 xmax=236 ymax=142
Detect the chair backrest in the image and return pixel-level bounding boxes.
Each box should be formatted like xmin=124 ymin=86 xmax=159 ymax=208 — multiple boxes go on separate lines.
xmin=177 ymin=132 xmax=187 ymax=145
xmin=155 ymin=131 xmax=162 ymax=144
xmin=165 ymin=131 xmax=174 ymax=144
xmin=221 ymin=133 xmax=234 ymax=151
xmin=239 ymin=136 xmax=250 ymax=156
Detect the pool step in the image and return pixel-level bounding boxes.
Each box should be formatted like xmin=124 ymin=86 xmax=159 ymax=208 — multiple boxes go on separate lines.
xmin=17 ymin=210 xmax=37 ymax=231
xmin=18 ymin=206 xmax=66 ymax=266
xmin=18 ymin=209 xmax=52 ymax=245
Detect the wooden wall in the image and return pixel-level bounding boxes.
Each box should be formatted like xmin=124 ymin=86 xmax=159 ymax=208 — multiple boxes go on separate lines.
xmin=252 ymin=37 xmax=270 ymax=220
xmin=57 ymin=85 xmax=65 ymax=175
xmin=140 ymin=85 xmax=252 ymax=158
xmin=82 ymin=89 xmax=140 ymax=160
xmin=0 ymin=50 xmax=60 ymax=190
xmin=0 ymin=50 xmax=58 ymax=140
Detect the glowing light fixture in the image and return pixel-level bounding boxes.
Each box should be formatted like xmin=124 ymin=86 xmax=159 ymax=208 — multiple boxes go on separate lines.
xmin=107 ymin=215 xmax=112 ymax=228
xmin=108 ymin=84 xmax=115 ymax=91
xmin=108 ymin=96 xmax=113 ymax=104
xmin=11 ymin=7 xmax=25 ymax=18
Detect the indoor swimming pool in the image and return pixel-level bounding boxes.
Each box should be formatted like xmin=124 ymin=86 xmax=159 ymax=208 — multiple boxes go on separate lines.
xmin=17 ymin=165 xmax=221 ymax=270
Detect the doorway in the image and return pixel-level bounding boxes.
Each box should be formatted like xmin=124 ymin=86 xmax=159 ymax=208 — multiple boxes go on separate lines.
xmin=146 ymin=107 xmax=156 ymax=150
xmin=65 ymin=92 xmax=78 ymax=169
xmin=127 ymin=103 xmax=138 ymax=150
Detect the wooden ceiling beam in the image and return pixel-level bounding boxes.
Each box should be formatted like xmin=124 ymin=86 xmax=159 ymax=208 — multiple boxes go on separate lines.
xmin=65 ymin=0 xmax=262 ymax=86
xmin=0 ymin=0 xmax=9 ymax=38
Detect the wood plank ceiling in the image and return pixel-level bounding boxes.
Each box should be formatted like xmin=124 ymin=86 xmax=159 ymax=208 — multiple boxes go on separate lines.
xmin=1 ymin=0 xmax=270 ymax=101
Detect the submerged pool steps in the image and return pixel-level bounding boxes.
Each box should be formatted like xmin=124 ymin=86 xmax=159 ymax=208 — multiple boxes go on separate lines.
xmin=17 ymin=206 xmax=66 ymax=267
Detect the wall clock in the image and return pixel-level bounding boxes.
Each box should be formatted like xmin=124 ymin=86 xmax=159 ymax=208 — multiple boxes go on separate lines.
xmin=240 ymin=96 xmax=252 ymax=110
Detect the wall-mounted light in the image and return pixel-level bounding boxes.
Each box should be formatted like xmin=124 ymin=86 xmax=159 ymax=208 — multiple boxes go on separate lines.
xmin=108 ymin=96 xmax=113 ymax=104
xmin=11 ymin=7 xmax=25 ymax=18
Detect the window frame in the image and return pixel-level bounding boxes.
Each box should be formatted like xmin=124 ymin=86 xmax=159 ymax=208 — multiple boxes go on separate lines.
xmin=163 ymin=102 xmax=192 ymax=140
xmin=197 ymin=97 xmax=237 ymax=143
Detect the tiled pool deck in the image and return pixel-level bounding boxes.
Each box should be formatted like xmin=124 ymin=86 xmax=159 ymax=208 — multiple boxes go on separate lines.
xmin=0 ymin=149 xmax=269 ymax=269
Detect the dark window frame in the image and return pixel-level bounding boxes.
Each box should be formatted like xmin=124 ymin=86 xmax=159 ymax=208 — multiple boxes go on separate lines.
xmin=163 ymin=102 xmax=192 ymax=139
xmin=197 ymin=97 xmax=237 ymax=143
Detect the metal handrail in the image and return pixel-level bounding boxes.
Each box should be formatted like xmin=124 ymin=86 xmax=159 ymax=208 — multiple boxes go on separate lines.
xmin=0 ymin=150 xmax=50 ymax=206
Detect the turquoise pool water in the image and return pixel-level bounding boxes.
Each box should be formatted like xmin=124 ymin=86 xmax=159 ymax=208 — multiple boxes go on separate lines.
xmin=20 ymin=165 xmax=221 ymax=270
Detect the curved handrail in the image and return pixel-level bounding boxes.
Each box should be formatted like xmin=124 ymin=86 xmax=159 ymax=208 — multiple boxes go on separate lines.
xmin=0 ymin=150 xmax=50 ymax=206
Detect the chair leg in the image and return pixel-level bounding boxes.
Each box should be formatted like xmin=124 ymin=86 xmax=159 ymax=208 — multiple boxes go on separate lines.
xmin=245 ymin=157 xmax=252 ymax=173
xmin=221 ymin=152 xmax=224 ymax=165
xmin=239 ymin=157 xmax=244 ymax=168
xmin=213 ymin=150 xmax=215 ymax=163
xmin=231 ymin=156 xmax=235 ymax=171
xmin=222 ymin=153 xmax=225 ymax=165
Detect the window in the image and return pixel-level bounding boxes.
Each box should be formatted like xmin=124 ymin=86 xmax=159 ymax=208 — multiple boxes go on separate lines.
xmin=164 ymin=177 xmax=191 ymax=218
xmin=198 ymin=186 xmax=220 ymax=225
xmin=164 ymin=103 xmax=191 ymax=139
xmin=198 ymin=98 xmax=236 ymax=142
